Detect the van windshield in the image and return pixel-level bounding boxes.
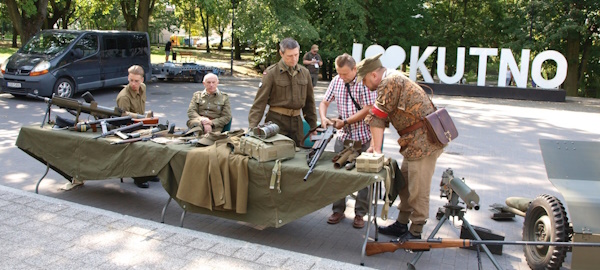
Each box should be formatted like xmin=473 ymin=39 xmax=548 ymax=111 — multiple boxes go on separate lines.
xmin=19 ymin=32 xmax=78 ymax=56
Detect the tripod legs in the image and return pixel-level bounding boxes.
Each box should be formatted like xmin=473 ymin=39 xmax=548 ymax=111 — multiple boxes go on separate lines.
xmin=407 ymin=207 xmax=503 ymax=270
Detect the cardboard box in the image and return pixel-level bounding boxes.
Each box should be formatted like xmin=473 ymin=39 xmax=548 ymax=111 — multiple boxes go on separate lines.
xmin=356 ymin=153 xmax=384 ymax=173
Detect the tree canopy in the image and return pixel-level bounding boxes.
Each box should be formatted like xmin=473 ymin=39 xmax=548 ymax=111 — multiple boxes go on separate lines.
xmin=1 ymin=0 xmax=598 ymax=96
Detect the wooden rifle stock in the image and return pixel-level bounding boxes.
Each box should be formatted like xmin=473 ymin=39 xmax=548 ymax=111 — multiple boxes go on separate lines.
xmin=366 ymin=239 xmax=472 ymax=256
xmin=366 ymin=238 xmax=600 ymax=256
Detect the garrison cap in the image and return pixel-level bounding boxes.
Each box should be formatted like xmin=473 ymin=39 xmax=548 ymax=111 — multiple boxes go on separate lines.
xmin=356 ymin=53 xmax=383 ymax=83
xmin=198 ymin=131 xmax=228 ymax=146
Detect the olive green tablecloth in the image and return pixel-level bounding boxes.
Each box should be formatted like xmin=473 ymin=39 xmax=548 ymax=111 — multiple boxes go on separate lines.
xmin=17 ymin=125 xmax=385 ymax=228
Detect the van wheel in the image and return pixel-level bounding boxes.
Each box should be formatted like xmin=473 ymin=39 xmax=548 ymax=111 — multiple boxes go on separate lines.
xmin=522 ymin=194 xmax=569 ymax=270
xmin=53 ymin=78 xmax=75 ymax=98
xmin=193 ymin=72 xmax=204 ymax=83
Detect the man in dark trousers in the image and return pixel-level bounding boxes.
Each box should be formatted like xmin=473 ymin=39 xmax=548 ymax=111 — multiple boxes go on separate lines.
xmin=303 ymin=44 xmax=323 ymax=87
xmin=248 ymin=37 xmax=317 ymax=145
xmin=165 ymin=39 xmax=172 ymax=62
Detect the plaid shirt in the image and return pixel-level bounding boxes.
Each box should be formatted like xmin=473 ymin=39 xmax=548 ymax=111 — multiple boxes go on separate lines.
xmin=324 ymin=75 xmax=377 ymax=145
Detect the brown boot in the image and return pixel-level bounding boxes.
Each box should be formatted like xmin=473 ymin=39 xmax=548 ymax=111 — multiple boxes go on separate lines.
xmin=327 ymin=212 xmax=345 ymax=224
xmin=353 ymin=215 xmax=365 ymax=228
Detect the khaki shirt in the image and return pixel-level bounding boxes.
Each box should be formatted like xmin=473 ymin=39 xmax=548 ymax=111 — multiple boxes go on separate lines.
xmin=369 ymin=71 xmax=443 ymax=160
xmin=116 ymin=83 xmax=146 ymax=115
xmin=187 ymin=89 xmax=232 ymax=130
xmin=248 ymin=59 xmax=317 ymax=128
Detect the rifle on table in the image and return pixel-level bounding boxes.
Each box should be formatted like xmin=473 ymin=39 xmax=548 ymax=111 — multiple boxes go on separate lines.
xmin=365 ymin=238 xmax=600 ymax=256
xmin=28 ymin=93 xmax=124 ymax=126
xmin=73 ymin=116 xmax=133 ymax=133
xmin=93 ymin=121 xmax=144 ymax=139
xmin=304 ymin=125 xmax=335 ymax=181
xmin=111 ymin=122 xmax=175 ymax=142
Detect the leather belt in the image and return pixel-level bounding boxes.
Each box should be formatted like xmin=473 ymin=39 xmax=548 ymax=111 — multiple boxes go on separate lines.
xmin=269 ymin=106 xmax=301 ymax=117
xmin=399 ymin=120 xmax=424 ymax=136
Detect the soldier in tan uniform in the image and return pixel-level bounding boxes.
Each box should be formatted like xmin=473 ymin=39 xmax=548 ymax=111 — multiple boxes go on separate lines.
xmin=187 ymin=73 xmax=232 ymax=134
xmin=115 ymin=65 xmax=156 ymax=188
xmin=248 ymin=38 xmax=317 ymax=145
xmin=358 ymin=54 xmax=444 ymax=241
xmin=116 ymin=65 xmax=152 ymax=118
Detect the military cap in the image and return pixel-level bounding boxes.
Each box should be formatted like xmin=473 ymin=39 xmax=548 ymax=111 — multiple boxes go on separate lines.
xmin=198 ymin=131 xmax=228 ymax=146
xmin=356 ymin=53 xmax=383 ymax=82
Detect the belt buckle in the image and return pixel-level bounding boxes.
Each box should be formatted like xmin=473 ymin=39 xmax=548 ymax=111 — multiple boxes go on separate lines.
xmin=287 ymin=108 xmax=295 ymax=116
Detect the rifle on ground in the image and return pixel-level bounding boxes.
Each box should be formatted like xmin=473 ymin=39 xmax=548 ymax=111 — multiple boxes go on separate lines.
xmin=93 ymin=121 xmax=144 ymax=139
xmin=73 ymin=116 xmax=133 ymax=133
xmin=365 ymin=238 xmax=600 ymax=256
xmin=304 ymin=125 xmax=335 ymax=181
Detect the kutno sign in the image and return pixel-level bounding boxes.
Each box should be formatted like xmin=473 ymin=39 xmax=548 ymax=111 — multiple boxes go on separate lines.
xmin=352 ymin=44 xmax=567 ymax=89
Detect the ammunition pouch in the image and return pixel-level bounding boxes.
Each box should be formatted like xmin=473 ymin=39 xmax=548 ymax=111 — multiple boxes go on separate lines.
xmin=239 ymin=134 xmax=295 ymax=162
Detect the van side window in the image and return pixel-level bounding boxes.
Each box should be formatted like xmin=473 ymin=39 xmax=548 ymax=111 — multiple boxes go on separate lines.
xmin=131 ymin=34 xmax=149 ymax=57
xmin=117 ymin=36 xmax=130 ymax=57
xmin=75 ymin=34 xmax=98 ymax=58
xmin=104 ymin=37 xmax=119 ymax=58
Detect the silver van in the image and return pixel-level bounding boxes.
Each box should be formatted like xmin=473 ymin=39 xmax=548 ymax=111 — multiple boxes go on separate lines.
xmin=0 ymin=30 xmax=151 ymax=98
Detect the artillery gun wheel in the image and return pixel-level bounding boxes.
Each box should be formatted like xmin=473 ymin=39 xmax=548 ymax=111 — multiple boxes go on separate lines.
xmin=522 ymin=194 xmax=569 ymax=270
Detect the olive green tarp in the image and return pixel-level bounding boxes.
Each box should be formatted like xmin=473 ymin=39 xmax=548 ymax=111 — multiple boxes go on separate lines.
xmin=17 ymin=125 xmax=385 ymax=228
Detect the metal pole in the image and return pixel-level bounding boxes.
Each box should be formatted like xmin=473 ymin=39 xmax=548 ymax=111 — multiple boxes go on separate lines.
xmin=230 ymin=0 xmax=235 ymax=76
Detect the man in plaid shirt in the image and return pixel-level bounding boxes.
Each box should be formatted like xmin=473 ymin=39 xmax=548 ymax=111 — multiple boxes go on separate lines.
xmin=319 ymin=53 xmax=377 ymax=229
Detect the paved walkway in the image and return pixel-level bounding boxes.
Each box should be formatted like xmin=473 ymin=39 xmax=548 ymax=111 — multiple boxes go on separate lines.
xmin=0 ymin=185 xmax=370 ymax=270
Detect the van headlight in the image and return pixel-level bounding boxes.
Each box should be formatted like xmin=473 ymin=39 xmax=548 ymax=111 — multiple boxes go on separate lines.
xmin=30 ymin=61 xmax=51 ymax=76
xmin=1 ymin=58 xmax=8 ymax=74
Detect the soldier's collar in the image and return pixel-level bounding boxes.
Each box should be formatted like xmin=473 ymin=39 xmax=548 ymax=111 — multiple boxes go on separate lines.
xmin=201 ymin=88 xmax=220 ymax=97
xmin=278 ymin=60 xmax=297 ymax=74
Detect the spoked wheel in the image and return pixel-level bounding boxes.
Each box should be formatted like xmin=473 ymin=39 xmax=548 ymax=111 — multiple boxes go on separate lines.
xmin=522 ymin=194 xmax=570 ymax=270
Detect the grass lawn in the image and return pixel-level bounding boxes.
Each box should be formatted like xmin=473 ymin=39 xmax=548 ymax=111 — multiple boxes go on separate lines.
xmin=1 ymin=41 xmax=260 ymax=77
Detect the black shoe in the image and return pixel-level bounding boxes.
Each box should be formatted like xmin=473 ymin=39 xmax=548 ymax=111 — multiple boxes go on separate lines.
xmin=378 ymin=221 xmax=408 ymax=237
xmin=148 ymin=177 xmax=160 ymax=182
xmin=398 ymin=232 xmax=421 ymax=242
xmin=134 ymin=179 xmax=149 ymax=188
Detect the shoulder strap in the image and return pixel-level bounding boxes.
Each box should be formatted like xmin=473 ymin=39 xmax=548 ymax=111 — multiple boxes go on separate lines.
xmin=345 ymin=83 xmax=362 ymax=111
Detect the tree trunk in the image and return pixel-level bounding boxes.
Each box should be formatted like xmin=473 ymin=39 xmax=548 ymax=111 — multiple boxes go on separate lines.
xmin=5 ymin=0 xmax=49 ymax=45
xmin=578 ymin=35 xmax=592 ymax=96
xmin=12 ymin=26 xmax=18 ymax=48
xmin=134 ymin=0 xmax=152 ymax=32
xmin=234 ymin=37 xmax=241 ymax=60
xmin=564 ymin=30 xmax=580 ymax=96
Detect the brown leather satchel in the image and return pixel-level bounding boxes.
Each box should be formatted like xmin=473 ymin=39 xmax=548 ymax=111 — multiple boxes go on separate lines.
xmin=424 ymin=107 xmax=458 ymax=145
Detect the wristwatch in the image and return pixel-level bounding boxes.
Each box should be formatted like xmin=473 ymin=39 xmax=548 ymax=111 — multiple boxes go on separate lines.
xmin=343 ymin=119 xmax=348 ymax=126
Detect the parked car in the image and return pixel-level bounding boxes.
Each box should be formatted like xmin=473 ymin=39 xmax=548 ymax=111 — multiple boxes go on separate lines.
xmin=0 ymin=30 xmax=151 ymax=98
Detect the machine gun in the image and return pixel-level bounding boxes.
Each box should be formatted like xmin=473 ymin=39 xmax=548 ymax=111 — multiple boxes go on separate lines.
xmin=440 ymin=167 xmax=480 ymax=210
xmin=111 ymin=122 xmax=175 ymax=142
xmin=73 ymin=116 xmax=133 ymax=133
xmin=304 ymin=125 xmax=335 ymax=181
xmin=93 ymin=121 xmax=144 ymax=139
xmin=28 ymin=93 xmax=124 ymax=126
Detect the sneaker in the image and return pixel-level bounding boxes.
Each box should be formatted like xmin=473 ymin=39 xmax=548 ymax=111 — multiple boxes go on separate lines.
xmin=378 ymin=221 xmax=408 ymax=237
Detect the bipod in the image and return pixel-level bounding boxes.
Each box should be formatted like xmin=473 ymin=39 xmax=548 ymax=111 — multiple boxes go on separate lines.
xmin=407 ymin=190 xmax=503 ymax=270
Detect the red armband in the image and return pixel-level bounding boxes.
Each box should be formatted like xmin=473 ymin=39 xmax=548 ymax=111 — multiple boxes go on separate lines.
xmin=370 ymin=105 xmax=388 ymax=119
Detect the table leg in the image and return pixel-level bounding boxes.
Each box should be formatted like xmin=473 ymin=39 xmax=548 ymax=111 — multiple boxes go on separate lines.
xmin=160 ymin=197 xmax=172 ymax=223
xmin=179 ymin=205 xmax=187 ymax=227
xmin=35 ymin=162 xmax=51 ymax=194
xmin=361 ymin=181 xmax=378 ymax=266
